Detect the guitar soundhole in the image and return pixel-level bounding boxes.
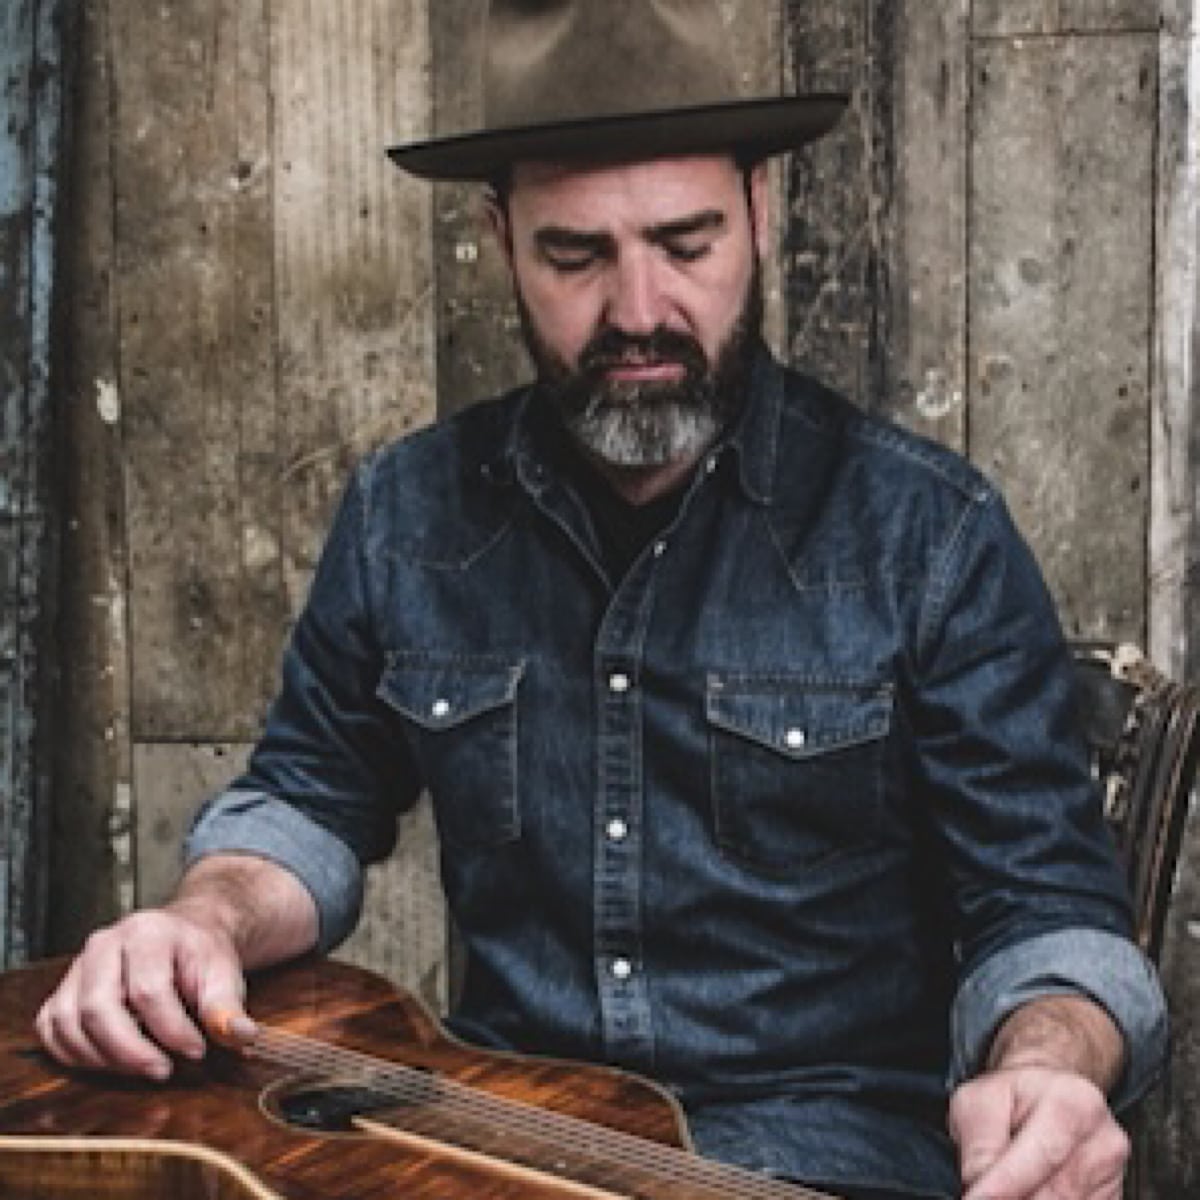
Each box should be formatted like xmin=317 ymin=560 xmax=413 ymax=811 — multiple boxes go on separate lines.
xmin=267 ymin=1069 xmax=434 ymax=1133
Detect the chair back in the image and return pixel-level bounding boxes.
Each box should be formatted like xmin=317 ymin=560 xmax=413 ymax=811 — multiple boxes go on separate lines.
xmin=1072 ymin=642 xmax=1200 ymax=961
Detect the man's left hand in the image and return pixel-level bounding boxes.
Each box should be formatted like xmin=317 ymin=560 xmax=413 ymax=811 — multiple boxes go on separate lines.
xmin=949 ymin=1063 xmax=1129 ymax=1199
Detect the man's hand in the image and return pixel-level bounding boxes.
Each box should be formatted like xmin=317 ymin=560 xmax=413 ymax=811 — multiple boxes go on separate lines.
xmin=950 ymin=1065 xmax=1128 ymax=1199
xmin=35 ymin=854 xmax=318 ymax=1080
xmin=949 ymin=995 xmax=1129 ymax=1199
xmin=35 ymin=906 xmax=252 ymax=1080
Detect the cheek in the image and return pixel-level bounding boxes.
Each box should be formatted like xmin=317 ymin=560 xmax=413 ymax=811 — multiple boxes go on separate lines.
xmin=520 ymin=273 xmax=602 ymax=360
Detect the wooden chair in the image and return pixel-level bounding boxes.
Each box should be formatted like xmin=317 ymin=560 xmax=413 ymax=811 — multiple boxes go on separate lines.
xmin=1072 ymin=641 xmax=1200 ymax=962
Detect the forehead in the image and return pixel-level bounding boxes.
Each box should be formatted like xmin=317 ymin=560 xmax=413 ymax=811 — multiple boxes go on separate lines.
xmin=506 ymin=155 xmax=744 ymax=227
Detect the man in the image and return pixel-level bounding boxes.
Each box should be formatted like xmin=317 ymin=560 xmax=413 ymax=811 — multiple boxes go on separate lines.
xmin=36 ymin=3 xmax=1165 ymax=1198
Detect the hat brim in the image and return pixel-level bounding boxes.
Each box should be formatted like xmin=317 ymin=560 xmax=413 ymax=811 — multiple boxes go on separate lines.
xmin=387 ymin=93 xmax=849 ymax=182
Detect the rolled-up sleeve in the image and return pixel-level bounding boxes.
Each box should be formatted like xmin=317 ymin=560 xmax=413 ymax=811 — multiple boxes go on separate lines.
xmin=949 ymin=926 xmax=1168 ymax=1109
xmin=184 ymin=789 xmax=366 ymax=952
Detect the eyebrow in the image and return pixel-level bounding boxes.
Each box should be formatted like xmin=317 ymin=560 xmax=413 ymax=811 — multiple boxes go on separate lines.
xmin=532 ymin=208 xmax=728 ymax=257
xmin=645 ymin=209 xmax=727 ymax=244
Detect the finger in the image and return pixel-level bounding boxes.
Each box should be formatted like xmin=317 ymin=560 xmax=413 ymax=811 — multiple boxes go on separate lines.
xmin=33 ymin=959 xmax=106 ymax=1070
xmin=963 ymin=1082 xmax=1114 ymax=1200
xmin=39 ymin=939 xmax=175 ymax=1079
xmin=115 ymin=937 xmax=208 ymax=1063
xmin=82 ymin=937 xmax=192 ymax=1077
xmin=176 ymin=934 xmax=254 ymax=1047
xmin=949 ymin=1078 xmax=1018 ymax=1188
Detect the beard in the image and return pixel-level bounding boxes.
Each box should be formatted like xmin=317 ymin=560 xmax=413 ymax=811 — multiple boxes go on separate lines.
xmin=518 ymin=258 xmax=763 ymax=468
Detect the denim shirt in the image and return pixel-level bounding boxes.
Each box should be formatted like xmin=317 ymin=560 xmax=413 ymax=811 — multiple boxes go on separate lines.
xmin=187 ymin=348 xmax=1166 ymax=1199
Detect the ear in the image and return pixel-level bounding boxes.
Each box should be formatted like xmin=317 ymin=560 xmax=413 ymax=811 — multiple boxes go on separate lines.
xmin=483 ymin=190 xmax=515 ymax=270
xmin=747 ymin=162 xmax=770 ymax=259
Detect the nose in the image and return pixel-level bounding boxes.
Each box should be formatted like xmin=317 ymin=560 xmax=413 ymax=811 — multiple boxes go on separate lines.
xmin=603 ymin=250 xmax=669 ymax=336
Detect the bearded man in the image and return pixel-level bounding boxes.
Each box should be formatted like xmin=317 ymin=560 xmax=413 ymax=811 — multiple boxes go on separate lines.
xmin=36 ymin=3 xmax=1165 ymax=1199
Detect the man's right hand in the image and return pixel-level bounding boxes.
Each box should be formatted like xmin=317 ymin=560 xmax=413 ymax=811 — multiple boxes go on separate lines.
xmin=34 ymin=853 xmax=319 ymax=1080
xmin=34 ymin=905 xmax=253 ymax=1080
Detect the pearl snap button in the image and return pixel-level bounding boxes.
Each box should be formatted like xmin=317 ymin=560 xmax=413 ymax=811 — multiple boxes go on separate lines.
xmin=611 ymin=957 xmax=633 ymax=980
xmin=606 ymin=818 xmax=629 ymax=842
xmin=609 ymin=672 xmax=631 ymax=694
xmin=784 ymin=727 xmax=807 ymax=750
xmin=432 ymin=699 xmax=451 ymax=719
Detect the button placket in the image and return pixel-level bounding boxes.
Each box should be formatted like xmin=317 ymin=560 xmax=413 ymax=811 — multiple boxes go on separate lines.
xmin=593 ymin=566 xmax=658 ymax=1067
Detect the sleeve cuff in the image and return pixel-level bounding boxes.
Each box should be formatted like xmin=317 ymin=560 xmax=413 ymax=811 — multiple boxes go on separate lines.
xmin=183 ymin=789 xmax=365 ymax=953
xmin=949 ymin=927 xmax=1169 ymax=1110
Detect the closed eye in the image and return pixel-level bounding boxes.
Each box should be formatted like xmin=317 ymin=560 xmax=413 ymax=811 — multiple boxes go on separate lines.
xmin=535 ymin=228 xmax=612 ymax=274
xmin=544 ymin=250 xmax=600 ymax=273
xmin=662 ymin=238 xmax=713 ymax=264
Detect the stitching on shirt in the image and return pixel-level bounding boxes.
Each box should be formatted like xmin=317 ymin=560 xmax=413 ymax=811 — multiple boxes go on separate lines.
xmin=916 ymin=490 xmax=996 ymax=665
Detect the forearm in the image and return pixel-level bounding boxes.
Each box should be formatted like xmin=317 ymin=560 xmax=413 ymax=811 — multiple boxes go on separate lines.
xmin=168 ymin=853 xmax=319 ymax=972
xmin=984 ymin=994 xmax=1125 ymax=1094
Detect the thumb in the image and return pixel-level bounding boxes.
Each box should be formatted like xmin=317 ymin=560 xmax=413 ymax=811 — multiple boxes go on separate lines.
xmin=193 ymin=956 xmax=256 ymax=1047
xmin=202 ymin=1001 xmax=258 ymax=1048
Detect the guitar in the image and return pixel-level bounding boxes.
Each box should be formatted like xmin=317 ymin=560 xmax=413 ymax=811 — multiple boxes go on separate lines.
xmin=0 ymin=956 xmax=843 ymax=1199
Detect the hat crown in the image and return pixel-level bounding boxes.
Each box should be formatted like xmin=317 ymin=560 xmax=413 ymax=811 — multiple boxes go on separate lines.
xmin=484 ymin=0 xmax=744 ymax=131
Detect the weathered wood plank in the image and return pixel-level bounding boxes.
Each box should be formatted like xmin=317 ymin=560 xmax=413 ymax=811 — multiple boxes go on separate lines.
xmin=47 ymin=0 xmax=137 ymax=951
xmin=973 ymin=0 xmax=1160 ymax=37
xmin=112 ymin=0 xmax=279 ymax=741
xmin=784 ymin=1 xmax=968 ymax=444
xmin=1151 ymin=26 xmax=1200 ymax=680
xmin=273 ymin=0 xmax=436 ymax=611
xmin=968 ymin=35 xmax=1156 ymax=641
xmin=888 ymin=2 xmax=969 ymax=447
xmin=429 ymin=0 xmax=528 ymax=416
xmin=0 ymin=0 xmax=36 ymax=969
xmin=0 ymin=0 xmax=72 ymax=964
xmin=1138 ymin=22 xmax=1200 ymax=1200
xmin=133 ymin=743 xmax=251 ymax=907
xmin=784 ymin=1 xmax=870 ymax=402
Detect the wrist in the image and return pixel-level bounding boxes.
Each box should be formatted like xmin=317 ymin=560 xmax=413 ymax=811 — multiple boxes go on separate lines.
xmin=986 ymin=995 xmax=1126 ymax=1094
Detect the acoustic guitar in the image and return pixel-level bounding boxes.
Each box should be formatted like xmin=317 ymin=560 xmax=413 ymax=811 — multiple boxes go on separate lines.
xmin=0 ymin=956 xmax=843 ymax=1199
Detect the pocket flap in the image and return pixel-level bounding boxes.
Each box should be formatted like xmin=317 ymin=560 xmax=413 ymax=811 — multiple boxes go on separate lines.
xmin=378 ymin=653 xmax=525 ymax=730
xmin=706 ymin=673 xmax=893 ymax=759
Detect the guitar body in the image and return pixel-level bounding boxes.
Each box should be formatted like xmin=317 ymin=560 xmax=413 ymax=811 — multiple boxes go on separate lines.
xmin=0 ymin=957 xmax=699 ymax=1199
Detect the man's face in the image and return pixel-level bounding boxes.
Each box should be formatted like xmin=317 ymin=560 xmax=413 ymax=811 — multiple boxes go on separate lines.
xmin=491 ymin=155 xmax=769 ymax=469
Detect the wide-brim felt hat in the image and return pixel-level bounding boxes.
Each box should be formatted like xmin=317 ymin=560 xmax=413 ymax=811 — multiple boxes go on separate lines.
xmin=388 ymin=0 xmax=849 ymax=182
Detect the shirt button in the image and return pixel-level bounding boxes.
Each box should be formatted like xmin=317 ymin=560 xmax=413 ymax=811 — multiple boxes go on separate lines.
xmin=432 ymin=698 xmax=452 ymax=719
xmin=653 ymin=540 xmax=667 ymax=558
xmin=611 ymin=957 xmax=633 ymax=980
xmin=606 ymin=818 xmax=629 ymax=842
xmin=609 ymin=672 xmax=631 ymax=694
xmin=784 ymin=727 xmax=807 ymax=750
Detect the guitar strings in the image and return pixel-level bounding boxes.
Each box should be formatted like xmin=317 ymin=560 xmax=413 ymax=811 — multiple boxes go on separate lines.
xmin=240 ymin=1025 xmax=835 ymax=1200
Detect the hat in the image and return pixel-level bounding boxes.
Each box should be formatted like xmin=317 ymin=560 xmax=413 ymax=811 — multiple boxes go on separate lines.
xmin=387 ymin=0 xmax=848 ymax=181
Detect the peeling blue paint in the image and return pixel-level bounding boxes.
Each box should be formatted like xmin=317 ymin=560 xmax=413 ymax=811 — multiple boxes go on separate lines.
xmin=0 ymin=0 xmax=68 ymax=966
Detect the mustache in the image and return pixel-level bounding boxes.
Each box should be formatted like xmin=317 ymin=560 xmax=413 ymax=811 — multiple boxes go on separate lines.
xmin=578 ymin=326 xmax=708 ymax=377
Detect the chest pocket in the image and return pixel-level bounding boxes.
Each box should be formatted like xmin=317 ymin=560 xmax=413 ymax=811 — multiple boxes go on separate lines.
xmin=706 ymin=673 xmax=893 ymax=872
xmin=377 ymin=653 xmax=525 ymax=848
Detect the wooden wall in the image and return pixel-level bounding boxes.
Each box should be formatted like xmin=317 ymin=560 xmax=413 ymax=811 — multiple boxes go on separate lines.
xmin=40 ymin=0 xmax=1200 ymax=1194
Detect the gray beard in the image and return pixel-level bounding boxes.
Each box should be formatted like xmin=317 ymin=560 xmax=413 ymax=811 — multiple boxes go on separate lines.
xmin=563 ymin=381 xmax=727 ymax=468
xmin=518 ymin=261 xmax=763 ymax=469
